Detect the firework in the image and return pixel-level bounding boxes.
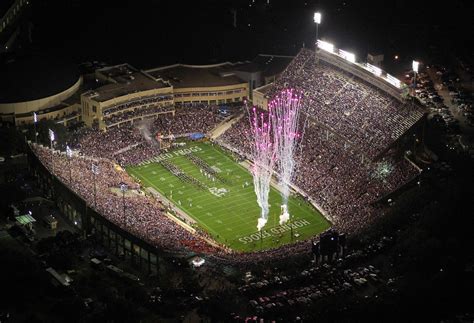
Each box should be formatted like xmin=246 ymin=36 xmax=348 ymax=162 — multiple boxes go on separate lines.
xmin=269 ymin=88 xmax=303 ymax=225
xmin=247 ymin=105 xmax=276 ymax=231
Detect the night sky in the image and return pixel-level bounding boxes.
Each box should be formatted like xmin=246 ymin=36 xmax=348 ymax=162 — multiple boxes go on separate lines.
xmin=25 ymin=0 xmax=473 ymax=69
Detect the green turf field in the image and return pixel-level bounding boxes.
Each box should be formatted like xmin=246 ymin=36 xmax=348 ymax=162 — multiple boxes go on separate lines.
xmin=126 ymin=141 xmax=330 ymax=252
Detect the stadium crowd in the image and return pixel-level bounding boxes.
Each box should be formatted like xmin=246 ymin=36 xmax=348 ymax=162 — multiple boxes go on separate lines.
xmin=269 ymin=48 xmax=425 ymax=159
xmin=71 ymin=105 xmax=220 ymax=165
xmin=151 ymin=104 xmax=219 ymax=136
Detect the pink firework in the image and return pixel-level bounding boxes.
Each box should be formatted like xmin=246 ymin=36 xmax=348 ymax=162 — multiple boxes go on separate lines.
xmin=247 ymin=105 xmax=276 ymax=231
xmin=270 ymin=88 xmax=304 ymax=224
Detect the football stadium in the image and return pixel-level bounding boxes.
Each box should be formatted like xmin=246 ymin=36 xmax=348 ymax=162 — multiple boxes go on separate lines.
xmin=25 ymin=43 xmax=425 ymax=268
xmin=4 ymin=1 xmax=474 ymax=321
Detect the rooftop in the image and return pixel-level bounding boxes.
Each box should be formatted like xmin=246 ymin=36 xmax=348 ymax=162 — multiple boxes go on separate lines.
xmin=144 ymin=54 xmax=292 ymax=90
xmin=88 ymin=64 xmax=171 ymax=102
xmin=0 ymin=54 xmax=80 ymax=104
xmin=146 ymin=63 xmax=246 ymax=88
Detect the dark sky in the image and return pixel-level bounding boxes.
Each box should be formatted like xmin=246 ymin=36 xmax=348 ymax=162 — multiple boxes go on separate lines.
xmin=12 ymin=0 xmax=474 ymax=69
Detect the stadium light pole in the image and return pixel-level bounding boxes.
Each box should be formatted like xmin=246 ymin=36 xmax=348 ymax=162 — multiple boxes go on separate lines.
xmin=66 ymin=145 xmax=72 ymax=184
xmin=92 ymin=164 xmax=99 ymax=209
xmin=314 ymin=12 xmax=321 ymax=45
xmin=120 ymin=183 xmax=128 ymax=227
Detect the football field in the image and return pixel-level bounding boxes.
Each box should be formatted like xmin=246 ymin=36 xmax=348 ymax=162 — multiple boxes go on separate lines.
xmin=127 ymin=141 xmax=330 ymax=252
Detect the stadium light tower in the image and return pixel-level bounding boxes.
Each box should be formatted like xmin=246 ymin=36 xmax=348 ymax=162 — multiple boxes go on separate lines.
xmin=120 ymin=183 xmax=128 ymax=227
xmin=91 ymin=164 xmax=99 ymax=209
xmin=412 ymin=60 xmax=419 ymax=94
xmin=314 ymin=12 xmax=322 ymax=45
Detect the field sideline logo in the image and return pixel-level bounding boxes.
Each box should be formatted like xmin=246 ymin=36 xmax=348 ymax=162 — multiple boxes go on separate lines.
xmin=140 ymin=146 xmax=203 ymax=165
xmin=238 ymin=219 xmax=311 ymax=244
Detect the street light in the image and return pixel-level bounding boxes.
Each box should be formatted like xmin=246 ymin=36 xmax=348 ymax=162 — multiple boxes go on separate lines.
xmin=91 ymin=164 xmax=99 ymax=209
xmin=66 ymin=145 xmax=72 ymax=184
xmin=314 ymin=12 xmax=321 ymax=44
xmin=120 ymin=183 xmax=128 ymax=227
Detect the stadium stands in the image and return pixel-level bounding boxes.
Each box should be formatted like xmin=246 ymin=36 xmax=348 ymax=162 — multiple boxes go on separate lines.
xmin=269 ymin=48 xmax=425 ymax=159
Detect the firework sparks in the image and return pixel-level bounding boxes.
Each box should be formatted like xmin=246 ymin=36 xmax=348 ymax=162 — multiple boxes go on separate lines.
xmin=270 ymin=88 xmax=303 ymax=225
xmin=247 ymin=105 xmax=276 ymax=231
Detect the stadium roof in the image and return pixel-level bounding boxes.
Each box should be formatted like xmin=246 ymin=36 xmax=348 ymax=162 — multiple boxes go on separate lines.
xmin=89 ymin=64 xmax=171 ymax=102
xmin=0 ymin=54 xmax=80 ymax=103
xmin=146 ymin=63 xmax=246 ymax=88
xmin=145 ymin=54 xmax=292 ymax=89
xmin=250 ymin=54 xmax=294 ymax=77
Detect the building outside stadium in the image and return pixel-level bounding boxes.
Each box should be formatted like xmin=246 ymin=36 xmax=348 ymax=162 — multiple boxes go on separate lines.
xmin=0 ymin=54 xmax=83 ymax=126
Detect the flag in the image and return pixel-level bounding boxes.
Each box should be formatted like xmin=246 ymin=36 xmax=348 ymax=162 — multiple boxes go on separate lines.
xmin=49 ymin=129 xmax=55 ymax=141
xmin=33 ymin=112 xmax=37 ymax=123
xmin=66 ymin=145 xmax=72 ymax=157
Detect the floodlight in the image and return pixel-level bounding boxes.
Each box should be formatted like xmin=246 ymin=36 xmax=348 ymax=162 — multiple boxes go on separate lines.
xmin=412 ymin=60 xmax=419 ymax=73
xmin=314 ymin=12 xmax=321 ymax=24
xmin=317 ymin=40 xmax=334 ymax=53
xmin=386 ymin=74 xmax=401 ymax=88
xmin=339 ymin=49 xmax=356 ymax=63
xmin=366 ymin=63 xmax=382 ymax=77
